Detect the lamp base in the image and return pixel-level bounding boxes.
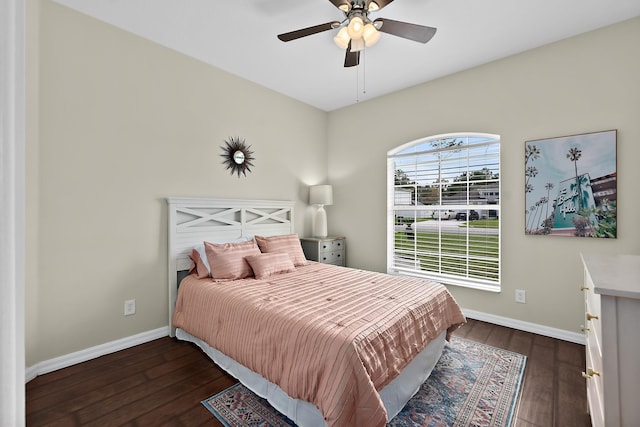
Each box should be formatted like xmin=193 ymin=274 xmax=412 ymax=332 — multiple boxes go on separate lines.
xmin=313 ymin=205 xmax=328 ymax=238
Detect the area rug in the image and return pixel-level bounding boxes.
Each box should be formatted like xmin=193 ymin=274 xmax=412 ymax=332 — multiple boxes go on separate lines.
xmin=201 ymin=337 xmax=526 ymax=427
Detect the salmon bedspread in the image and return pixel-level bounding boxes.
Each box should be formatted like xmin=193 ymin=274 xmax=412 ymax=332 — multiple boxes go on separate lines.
xmin=173 ymin=262 xmax=466 ymax=427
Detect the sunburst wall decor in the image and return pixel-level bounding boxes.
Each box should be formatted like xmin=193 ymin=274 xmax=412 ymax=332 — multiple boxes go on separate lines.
xmin=220 ymin=137 xmax=255 ymax=177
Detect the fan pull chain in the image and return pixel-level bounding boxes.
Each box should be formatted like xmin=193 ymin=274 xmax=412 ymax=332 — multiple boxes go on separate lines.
xmin=362 ymin=48 xmax=366 ymax=97
xmin=355 ymin=48 xmax=367 ymax=103
xmin=355 ymin=65 xmax=359 ymax=103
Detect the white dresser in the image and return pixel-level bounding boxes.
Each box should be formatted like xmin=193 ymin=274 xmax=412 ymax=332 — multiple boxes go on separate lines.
xmin=580 ymin=253 xmax=640 ymax=427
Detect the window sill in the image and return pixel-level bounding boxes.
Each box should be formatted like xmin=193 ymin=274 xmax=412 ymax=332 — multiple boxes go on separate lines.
xmin=388 ymin=268 xmax=500 ymax=292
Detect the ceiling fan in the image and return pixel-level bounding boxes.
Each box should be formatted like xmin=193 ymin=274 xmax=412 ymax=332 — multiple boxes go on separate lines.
xmin=277 ymin=0 xmax=437 ymax=67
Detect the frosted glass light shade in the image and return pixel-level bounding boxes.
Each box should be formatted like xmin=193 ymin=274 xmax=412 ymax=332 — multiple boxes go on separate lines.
xmin=347 ymin=16 xmax=364 ymax=39
xmin=333 ymin=27 xmax=350 ymax=49
xmin=363 ymin=23 xmax=380 ymax=46
xmin=309 ymin=185 xmax=333 ymax=206
xmin=350 ymin=38 xmax=365 ymax=52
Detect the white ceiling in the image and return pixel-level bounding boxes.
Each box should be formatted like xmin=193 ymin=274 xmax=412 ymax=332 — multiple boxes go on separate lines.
xmin=53 ymin=0 xmax=640 ymax=111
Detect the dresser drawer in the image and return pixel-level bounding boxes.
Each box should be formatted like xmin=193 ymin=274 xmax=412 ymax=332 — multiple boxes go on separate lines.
xmin=584 ymin=271 xmax=602 ymax=341
xmin=584 ymin=302 xmax=602 ymax=353
xmin=585 ymin=345 xmax=604 ymax=427
xmin=319 ymin=239 xmax=344 ymax=253
xmin=585 ymin=323 xmax=602 ymax=372
xmin=319 ymin=250 xmax=344 ymax=265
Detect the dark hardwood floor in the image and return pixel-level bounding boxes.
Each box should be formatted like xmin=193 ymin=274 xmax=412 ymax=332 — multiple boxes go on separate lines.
xmin=26 ymin=319 xmax=591 ymax=426
xmin=454 ymin=319 xmax=590 ymax=427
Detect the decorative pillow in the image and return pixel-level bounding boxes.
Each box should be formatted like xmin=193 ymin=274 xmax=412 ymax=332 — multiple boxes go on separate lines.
xmin=255 ymin=234 xmax=308 ymax=266
xmin=245 ymin=253 xmax=296 ymax=280
xmin=204 ymin=240 xmax=260 ymax=280
xmin=189 ymin=248 xmax=210 ymax=279
xmin=190 ymin=237 xmax=252 ymax=278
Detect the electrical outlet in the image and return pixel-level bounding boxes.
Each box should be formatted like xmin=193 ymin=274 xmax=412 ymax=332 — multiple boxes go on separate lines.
xmin=515 ymin=289 xmax=526 ymax=304
xmin=124 ymin=299 xmax=136 ymax=316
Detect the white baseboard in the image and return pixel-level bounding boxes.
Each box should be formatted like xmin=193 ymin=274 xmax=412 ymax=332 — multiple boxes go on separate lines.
xmin=463 ymin=308 xmax=586 ymax=345
xmin=25 ymin=310 xmax=585 ymax=383
xmin=25 ymin=326 xmax=169 ymax=383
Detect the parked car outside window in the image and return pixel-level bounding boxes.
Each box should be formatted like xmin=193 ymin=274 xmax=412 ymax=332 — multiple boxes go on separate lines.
xmin=455 ymin=210 xmax=480 ymax=221
xmin=432 ymin=209 xmax=456 ymax=220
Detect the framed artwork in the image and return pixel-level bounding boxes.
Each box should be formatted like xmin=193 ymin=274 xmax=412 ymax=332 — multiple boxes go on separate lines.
xmin=525 ymin=130 xmax=617 ymax=238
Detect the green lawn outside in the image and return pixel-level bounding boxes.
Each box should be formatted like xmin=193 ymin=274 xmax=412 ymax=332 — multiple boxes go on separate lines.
xmin=395 ymin=230 xmax=499 ymax=281
xmin=459 ymin=219 xmax=499 ymax=228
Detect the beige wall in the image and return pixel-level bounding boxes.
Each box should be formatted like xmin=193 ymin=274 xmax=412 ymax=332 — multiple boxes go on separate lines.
xmin=27 ymin=1 xmax=639 ymax=366
xmin=327 ymin=17 xmax=640 ymax=334
xmin=26 ymin=1 xmax=328 ymax=365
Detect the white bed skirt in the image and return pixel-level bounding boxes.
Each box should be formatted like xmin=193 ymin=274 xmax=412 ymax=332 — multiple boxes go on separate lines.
xmin=176 ymin=328 xmax=446 ymax=426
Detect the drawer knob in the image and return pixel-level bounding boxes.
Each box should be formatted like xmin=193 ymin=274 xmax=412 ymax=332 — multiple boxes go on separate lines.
xmin=586 ymin=313 xmax=599 ymax=321
xmin=580 ymin=285 xmax=590 ymax=291
xmin=581 ymin=368 xmax=601 ymax=379
xmin=580 ymin=324 xmax=590 ymax=332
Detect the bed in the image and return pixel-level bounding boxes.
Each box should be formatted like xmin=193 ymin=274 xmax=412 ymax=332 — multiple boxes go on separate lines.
xmin=167 ymin=197 xmax=466 ymax=427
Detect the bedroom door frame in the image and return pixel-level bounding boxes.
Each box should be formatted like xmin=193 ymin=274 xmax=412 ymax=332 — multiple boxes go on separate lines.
xmin=1 ymin=0 xmax=26 ymax=425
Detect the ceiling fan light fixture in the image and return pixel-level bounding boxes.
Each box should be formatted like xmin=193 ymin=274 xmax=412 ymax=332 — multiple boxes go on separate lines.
xmin=347 ymin=16 xmax=365 ymax=39
xmin=362 ymin=23 xmax=380 ymax=46
xmin=333 ymin=27 xmax=350 ymax=49
xmin=276 ymin=0 xmax=438 ymax=68
xmin=350 ymin=37 xmax=365 ymax=52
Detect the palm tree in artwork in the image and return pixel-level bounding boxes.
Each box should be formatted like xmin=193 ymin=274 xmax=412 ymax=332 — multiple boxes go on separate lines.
xmin=527 ymin=205 xmax=537 ymax=232
xmin=566 ymin=147 xmax=582 ymax=210
xmin=535 ymin=197 xmax=548 ymax=232
xmin=545 ymin=182 xmax=554 ymax=224
xmin=526 ymin=206 xmax=533 ymax=232
xmin=525 ymin=166 xmax=538 ymax=192
xmin=525 ymin=144 xmax=540 ymax=165
xmin=531 ymin=200 xmax=541 ymax=232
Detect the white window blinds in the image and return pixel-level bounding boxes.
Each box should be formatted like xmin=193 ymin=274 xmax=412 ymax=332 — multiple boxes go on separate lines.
xmin=387 ymin=133 xmax=501 ymax=291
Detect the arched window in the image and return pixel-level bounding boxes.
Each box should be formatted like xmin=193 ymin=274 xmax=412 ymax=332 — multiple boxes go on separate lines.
xmin=387 ymin=133 xmax=501 ymax=291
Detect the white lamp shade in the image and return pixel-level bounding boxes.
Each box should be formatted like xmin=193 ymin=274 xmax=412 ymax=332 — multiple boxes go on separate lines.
xmin=309 ymin=185 xmax=333 ymax=206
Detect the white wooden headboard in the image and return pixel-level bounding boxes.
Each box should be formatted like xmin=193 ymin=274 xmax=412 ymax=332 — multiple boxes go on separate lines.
xmin=166 ymin=197 xmax=295 ymax=336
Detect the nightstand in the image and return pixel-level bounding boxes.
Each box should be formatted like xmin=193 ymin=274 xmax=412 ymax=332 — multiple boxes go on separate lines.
xmin=301 ymin=237 xmax=346 ymax=266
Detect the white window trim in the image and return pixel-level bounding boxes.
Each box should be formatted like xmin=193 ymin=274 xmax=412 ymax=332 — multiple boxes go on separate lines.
xmin=386 ymin=132 xmax=501 ymax=292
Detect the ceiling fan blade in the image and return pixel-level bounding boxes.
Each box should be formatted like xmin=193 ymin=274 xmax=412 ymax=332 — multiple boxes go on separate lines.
xmin=328 ymin=0 xmax=351 ymax=11
xmin=344 ymin=42 xmax=360 ymax=67
xmin=374 ymin=18 xmax=437 ymax=43
xmin=277 ymin=21 xmax=340 ymax=42
xmin=367 ymin=0 xmax=394 ymax=11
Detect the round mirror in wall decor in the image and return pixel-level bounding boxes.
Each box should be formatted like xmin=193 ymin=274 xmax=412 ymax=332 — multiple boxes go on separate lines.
xmin=220 ymin=136 xmax=255 ymax=177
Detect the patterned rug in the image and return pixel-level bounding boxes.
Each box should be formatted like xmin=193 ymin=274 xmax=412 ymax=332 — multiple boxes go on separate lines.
xmin=201 ymin=337 xmax=526 ymax=427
